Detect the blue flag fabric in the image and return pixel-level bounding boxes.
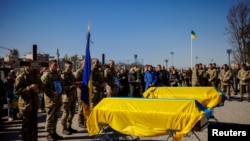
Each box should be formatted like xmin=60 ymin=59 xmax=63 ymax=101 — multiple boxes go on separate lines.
xmin=191 ymin=30 xmax=196 ymax=39
xmin=81 ymin=30 xmax=91 ymax=104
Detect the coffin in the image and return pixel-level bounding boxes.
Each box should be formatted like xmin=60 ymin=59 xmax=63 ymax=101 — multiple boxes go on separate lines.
xmin=87 ymin=98 xmax=211 ymax=141
xmin=143 ymin=87 xmax=225 ymax=109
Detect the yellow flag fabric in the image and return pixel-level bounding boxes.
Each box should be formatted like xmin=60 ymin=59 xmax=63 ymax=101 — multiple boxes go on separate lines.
xmin=143 ymin=87 xmax=223 ymax=109
xmin=191 ymin=30 xmax=196 ymax=39
xmin=87 ymin=98 xmax=206 ymax=141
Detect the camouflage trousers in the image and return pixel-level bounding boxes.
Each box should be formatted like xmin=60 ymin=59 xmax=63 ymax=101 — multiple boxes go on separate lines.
xmin=208 ymin=80 xmax=217 ymax=88
xmin=90 ymin=92 xmax=102 ymax=110
xmin=45 ymin=102 xmax=61 ymax=135
xmin=105 ymin=84 xmax=118 ymax=97
xmin=239 ymin=84 xmax=250 ymax=99
xmin=20 ymin=110 xmax=32 ymax=141
xmin=77 ymin=88 xmax=84 ymax=126
xmin=61 ymin=100 xmax=76 ymax=129
xmin=221 ymin=84 xmax=231 ymax=99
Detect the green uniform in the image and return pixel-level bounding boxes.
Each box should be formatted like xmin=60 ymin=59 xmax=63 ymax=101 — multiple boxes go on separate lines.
xmin=60 ymin=71 xmax=77 ymax=131
xmin=237 ymin=68 xmax=250 ymax=101
xmin=219 ymin=69 xmax=232 ymax=100
xmin=192 ymin=69 xmax=199 ymax=86
xmin=40 ymin=69 xmax=63 ymax=137
xmin=14 ymin=70 xmax=38 ymax=141
xmin=104 ymin=67 xmax=119 ymax=97
xmin=74 ymin=68 xmax=85 ymax=127
xmin=201 ymin=69 xmax=208 ymax=86
xmin=91 ymin=67 xmax=103 ymax=109
xmin=207 ymin=68 xmax=218 ymax=87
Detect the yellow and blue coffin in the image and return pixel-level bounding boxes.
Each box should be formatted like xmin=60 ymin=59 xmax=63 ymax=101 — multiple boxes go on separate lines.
xmin=143 ymin=87 xmax=225 ymax=109
xmin=87 ymin=98 xmax=211 ymax=141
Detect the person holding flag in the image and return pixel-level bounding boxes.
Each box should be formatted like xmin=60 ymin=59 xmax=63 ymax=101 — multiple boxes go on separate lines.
xmin=81 ymin=23 xmax=93 ymax=128
xmin=74 ymin=60 xmax=85 ymax=128
xmin=90 ymin=58 xmax=104 ymax=109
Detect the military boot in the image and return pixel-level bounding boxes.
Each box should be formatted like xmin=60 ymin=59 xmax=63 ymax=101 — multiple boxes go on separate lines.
xmin=238 ymin=97 xmax=243 ymax=102
xmin=62 ymin=128 xmax=71 ymax=135
xmin=69 ymin=127 xmax=78 ymax=133
xmin=54 ymin=132 xmax=64 ymax=140
xmin=46 ymin=134 xmax=55 ymax=141
xmin=79 ymin=122 xmax=84 ymax=128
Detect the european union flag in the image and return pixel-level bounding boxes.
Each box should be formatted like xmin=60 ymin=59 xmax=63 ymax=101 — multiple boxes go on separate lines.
xmin=191 ymin=30 xmax=196 ymax=39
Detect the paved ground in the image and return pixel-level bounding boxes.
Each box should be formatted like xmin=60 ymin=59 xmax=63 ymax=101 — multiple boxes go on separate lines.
xmin=0 ymin=94 xmax=250 ymax=141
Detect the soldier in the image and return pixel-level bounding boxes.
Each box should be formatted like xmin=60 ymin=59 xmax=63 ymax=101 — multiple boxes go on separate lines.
xmin=207 ymin=63 xmax=218 ymax=87
xmin=201 ymin=64 xmax=209 ymax=86
xmin=74 ymin=59 xmax=85 ymax=128
xmin=237 ymin=63 xmax=250 ymax=102
xmin=90 ymin=58 xmax=104 ymax=109
xmin=40 ymin=59 xmax=64 ymax=141
xmin=198 ymin=63 xmax=206 ymax=86
xmin=213 ymin=63 xmax=220 ymax=88
xmin=60 ymin=61 xmax=78 ymax=135
xmin=232 ymin=63 xmax=240 ymax=95
xmin=104 ymin=60 xmax=119 ymax=97
xmin=218 ymin=64 xmax=232 ymax=101
xmin=192 ymin=64 xmax=200 ymax=86
xmin=14 ymin=64 xmax=40 ymax=141
xmin=185 ymin=67 xmax=192 ymax=86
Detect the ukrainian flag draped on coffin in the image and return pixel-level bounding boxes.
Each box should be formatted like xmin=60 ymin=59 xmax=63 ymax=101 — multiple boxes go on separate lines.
xmin=81 ymin=25 xmax=92 ymax=118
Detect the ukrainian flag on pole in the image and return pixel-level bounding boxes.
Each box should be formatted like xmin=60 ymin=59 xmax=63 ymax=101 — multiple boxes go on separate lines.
xmin=81 ymin=24 xmax=92 ymax=119
xmin=191 ymin=30 xmax=196 ymax=39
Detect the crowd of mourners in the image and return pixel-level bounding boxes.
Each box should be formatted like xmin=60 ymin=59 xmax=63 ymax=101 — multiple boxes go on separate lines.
xmin=115 ymin=62 xmax=249 ymax=103
xmin=0 ymin=58 xmax=249 ymax=141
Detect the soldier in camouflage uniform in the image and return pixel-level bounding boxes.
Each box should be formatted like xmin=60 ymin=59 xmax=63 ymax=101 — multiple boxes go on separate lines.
xmin=206 ymin=63 xmax=218 ymax=87
xmin=237 ymin=63 xmax=250 ymax=102
xmin=201 ymin=64 xmax=209 ymax=86
xmin=60 ymin=61 xmax=78 ymax=135
xmin=192 ymin=64 xmax=200 ymax=86
xmin=104 ymin=60 xmax=119 ymax=97
xmin=213 ymin=63 xmax=220 ymax=89
xmin=14 ymin=64 xmax=40 ymax=141
xmin=218 ymin=64 xmax=232 ymax=101
xmin=199 ymin=63 xmax=207 ymax=86
xmin=40 ymin=59 xmax=64 ymax=141
xmin=74 ymin=59 xmax=85 ymax=128
xmin=90 ymin=58 xmax=104 ymax=109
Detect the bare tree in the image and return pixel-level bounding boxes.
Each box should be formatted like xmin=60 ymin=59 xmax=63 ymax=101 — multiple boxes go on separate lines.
xmin=225 ymin=2 xmax=250 ymax=64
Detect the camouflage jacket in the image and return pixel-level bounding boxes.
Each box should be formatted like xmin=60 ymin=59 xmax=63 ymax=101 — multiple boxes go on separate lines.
xmin=40 ymin=70 xmax=63 ymax=98
xmin=92 ymin=67 xmax=103 ymax=87
xmin=14 ymin=70 xmax=37 ymax=113
xmin=61 ymin=70 xmax=77 ymax=102
xmin=75 ymin=68 xmax=83 ymax=89
xmin=219 ymin=69 xmax=232 ymax=85
xmin=237 ymin=69 xmax=250 ymax=85
xmin=207 ymin=68 xmax=218 ymax=82
xmin=104 ymin=67 xmax=117 ymax=86
xmin=192 ymin=69 xmax=199 ymax=86
xmin=61 ymin=71 xmax=76 ymax=92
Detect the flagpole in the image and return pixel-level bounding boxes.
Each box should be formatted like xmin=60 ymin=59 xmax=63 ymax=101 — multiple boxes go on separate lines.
xmin=191 ymin=36 xmax=193 ymax=69
xmin=88 ymin=20 xmax=91 ymax=32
